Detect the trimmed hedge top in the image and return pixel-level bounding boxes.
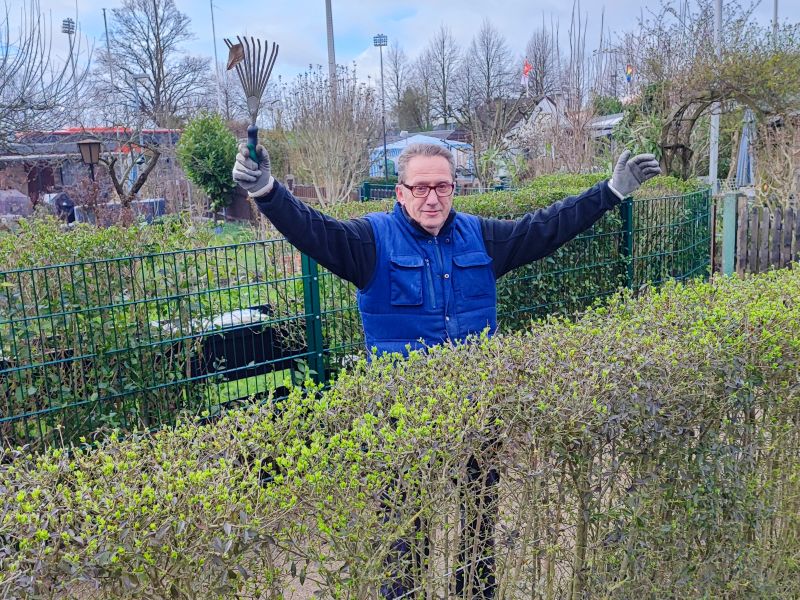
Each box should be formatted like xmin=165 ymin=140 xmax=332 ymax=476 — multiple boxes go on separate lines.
xmin=2 ymin=266 xmax=798 ymax=599
xmin=325 ymin=173 xmax=704 ymax=221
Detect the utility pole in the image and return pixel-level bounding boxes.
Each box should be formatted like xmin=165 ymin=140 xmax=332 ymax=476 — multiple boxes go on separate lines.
xmin=708 ymin=0 xmax=722 ymax=195
xmin=325 ymin=0 xmax=336 ymax=98
xmin=773 ymin=0 xmax=778 ymax=38
xmin=102 ymin=9 xmax=114 ymax=88
xmin=102 ymin=8 xmax=117 ymax=126
xmin=209 ymin=0 xmax=223 ymax=115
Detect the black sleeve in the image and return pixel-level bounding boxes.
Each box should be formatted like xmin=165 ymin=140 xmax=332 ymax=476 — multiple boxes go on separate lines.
xmin=480 ymin=180 xmax=623 ymax=278
xmin=251 ymin=181 xmax=377 ymax=289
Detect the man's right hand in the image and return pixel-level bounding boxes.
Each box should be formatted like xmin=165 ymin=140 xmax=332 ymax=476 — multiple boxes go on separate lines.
xmin=232 ymin=143 xmax=273 ymax=197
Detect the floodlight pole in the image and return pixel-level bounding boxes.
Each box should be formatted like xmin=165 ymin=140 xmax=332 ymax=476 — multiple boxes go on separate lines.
xmin=374 ymin=34 xmax=388 ymax=182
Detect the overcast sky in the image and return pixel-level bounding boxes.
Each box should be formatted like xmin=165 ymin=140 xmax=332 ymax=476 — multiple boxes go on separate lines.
xmin=37 ymin=0 xmax=800 ymax=84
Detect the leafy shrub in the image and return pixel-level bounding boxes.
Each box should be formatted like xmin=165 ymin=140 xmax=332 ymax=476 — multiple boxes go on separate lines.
xmin=176 ymin=113 xmax=238 ymax=214
xmin=2 ymin=267 xmax=799 ymax=598
xmin=0 ymin=215 xmax=216 ymax=271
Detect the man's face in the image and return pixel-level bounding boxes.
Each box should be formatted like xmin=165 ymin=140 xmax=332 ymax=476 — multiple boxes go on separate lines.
xmin=396 ymin=156 xmax=454 ymax=236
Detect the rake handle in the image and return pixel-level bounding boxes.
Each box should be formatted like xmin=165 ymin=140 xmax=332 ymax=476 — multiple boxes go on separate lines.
xmin=247 ymin=125 xmax=259 ymax=162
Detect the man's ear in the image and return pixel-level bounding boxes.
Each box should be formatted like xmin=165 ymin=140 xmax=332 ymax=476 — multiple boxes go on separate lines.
xmin=395 ymin=183 xmax=407 ymax=206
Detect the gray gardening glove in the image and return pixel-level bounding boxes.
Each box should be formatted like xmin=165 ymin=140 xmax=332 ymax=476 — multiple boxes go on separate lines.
xmin=232 ymin=143 xmax=273 ymax=197
xmin=609 ymin=150 xmax=662 ymax=198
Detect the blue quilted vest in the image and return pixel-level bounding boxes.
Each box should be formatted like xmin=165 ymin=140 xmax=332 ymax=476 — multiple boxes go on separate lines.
xmin=358 ymin=203 xmax=497 ymax=356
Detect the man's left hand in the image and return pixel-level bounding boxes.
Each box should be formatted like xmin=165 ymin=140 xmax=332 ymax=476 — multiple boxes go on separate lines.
xmin=609 ymin=150 xmax=662 ymax=198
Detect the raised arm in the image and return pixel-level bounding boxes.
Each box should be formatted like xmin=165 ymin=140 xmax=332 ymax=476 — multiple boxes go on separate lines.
xmin=232 ymin=143 xmax=376 ymax=289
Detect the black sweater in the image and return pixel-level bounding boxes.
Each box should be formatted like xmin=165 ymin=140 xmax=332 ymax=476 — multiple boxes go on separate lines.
xmin=253 ymin=180 xmax=622 ymax=290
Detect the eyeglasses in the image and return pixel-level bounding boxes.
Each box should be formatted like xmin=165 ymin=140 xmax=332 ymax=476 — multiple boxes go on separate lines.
xmin=400 ymin=182 xmax=455 ymax=198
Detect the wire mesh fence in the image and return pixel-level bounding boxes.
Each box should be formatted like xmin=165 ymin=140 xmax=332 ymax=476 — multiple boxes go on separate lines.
xmin=0 ymin=190 xmax=711 ymax=447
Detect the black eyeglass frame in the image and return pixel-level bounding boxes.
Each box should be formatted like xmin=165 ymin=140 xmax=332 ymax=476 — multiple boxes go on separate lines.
xmin=399 ymin=182 xmax=456 ymax=198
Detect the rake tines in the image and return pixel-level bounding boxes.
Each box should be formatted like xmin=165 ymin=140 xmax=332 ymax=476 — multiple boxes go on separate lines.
xmin=224 ymin=36 xmax=280 ymax=159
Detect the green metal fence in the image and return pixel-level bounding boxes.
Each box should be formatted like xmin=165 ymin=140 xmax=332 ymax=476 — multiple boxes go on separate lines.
xmin=0 ymin=190 xmax=711 ymax=447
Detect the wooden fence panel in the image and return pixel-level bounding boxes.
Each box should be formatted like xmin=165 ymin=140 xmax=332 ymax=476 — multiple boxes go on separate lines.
xmin=795 ymin=208 xmax=799 ymax=264
xmin=758 ymin=206 xmax=770 ymax=272
xmin=785 ymin=208 xmax=796 ymax=268
xmin=748 ymin=207 xmax=759 ymax=273
xmin=771 ymin=209 xmax=782 ymax=267
xmin=734 ymin=199 xmax=800 ymax=274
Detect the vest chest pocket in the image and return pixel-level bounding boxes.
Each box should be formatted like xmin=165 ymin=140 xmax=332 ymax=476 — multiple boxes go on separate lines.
xmin=453 ymin=252 xmax=494 ymax=298
xmin=389 ymin=255 xmax=425 ymax=306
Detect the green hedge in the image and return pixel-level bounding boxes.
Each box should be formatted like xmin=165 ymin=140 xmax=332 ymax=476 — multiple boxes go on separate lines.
xmin=326 ymin=174 xmax=702 ymax=221
xmin=0 ymin=215 xmax=220 ymax=272
xmin=2 ymin=267 xmax=798 ymax=598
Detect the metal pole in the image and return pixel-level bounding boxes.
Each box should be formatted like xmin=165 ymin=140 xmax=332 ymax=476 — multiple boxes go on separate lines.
xmin=373 ymin=34 xmax=389 ymax=181
xmin=132 ymin=78 xmax=146 ymax=178
xmin=62 ymin=18 xmax=79 ymax=110
xmin=379 ymin=44 xmax=388 ymax=181
xmin=102 ymin=9 xmax=114 ymax=86
xmin=773 ymin=0 xmax=778 ymax=38
xmin=69 ymin=31 xmax=78 ymax=108
xmin=325 ymin=0 xmax=336 ymax=86
xmin=708 ymin=0 xmax=722 ymax=195
xmin=209 ymin=0 xmax=223 ymax=114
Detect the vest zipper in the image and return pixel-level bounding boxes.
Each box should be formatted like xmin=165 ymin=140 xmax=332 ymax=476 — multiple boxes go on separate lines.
xmin=424 ymin=257 xmax=437 ymax=308
xmin=433 ymin=237 xmax=444 ymax=271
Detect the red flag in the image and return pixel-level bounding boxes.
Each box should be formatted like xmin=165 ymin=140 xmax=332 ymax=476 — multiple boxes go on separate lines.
xmin=521 ymin=59 xmax=532 ymax=86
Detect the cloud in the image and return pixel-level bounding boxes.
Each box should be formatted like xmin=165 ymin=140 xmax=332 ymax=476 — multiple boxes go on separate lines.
xmin=36 ymin=0 xmax=800 ymax=90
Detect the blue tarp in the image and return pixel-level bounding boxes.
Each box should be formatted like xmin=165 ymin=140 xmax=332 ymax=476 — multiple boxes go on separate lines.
xmin=735 ymin=109 xmax=755 ymax=188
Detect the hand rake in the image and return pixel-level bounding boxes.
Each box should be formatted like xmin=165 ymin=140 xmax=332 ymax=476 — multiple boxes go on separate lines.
xmin=224 ymin=36 xmax=279 ymax=161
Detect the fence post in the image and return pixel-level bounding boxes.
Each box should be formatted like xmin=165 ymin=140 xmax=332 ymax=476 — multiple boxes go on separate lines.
xmin=361 ymin=182 xmax=371 ymax=202
xmin=301 ymin=254 xmax=325 ymax=384
xmin=620 ymin=198 xmax=634 ymax=289
xmin=721 ymin=192 xmax=738 ymax=276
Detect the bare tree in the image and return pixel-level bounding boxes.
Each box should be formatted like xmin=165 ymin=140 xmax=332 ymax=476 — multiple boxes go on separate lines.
xmin=385 ymin=41 xmax=409 ymax=125
xmin=465 ymin=19 xmax=514 ymax=105
xmin=406 ymin=54 xmax=436 ymax=130
xmin=283 ymin=66 xmax=379 ymax=206
xmin=91 ymin=0 xmax=210 ymax=128
xmin=525 ymin=23 xmax=560 ymax=97
xmin=0 ymin=0 xmax=90 ymax=150
xmin=455 ymin=98 xmax=533 ymax=184
xmin=449 ymin=20 xmax=531 ymax=184
xmin=98 ymin=130 xmax=162 ymax=208
xmin=421 ymin=25 xmax=460 ymax=127
xmin=550 ymin=0 xmax=601 ymax=172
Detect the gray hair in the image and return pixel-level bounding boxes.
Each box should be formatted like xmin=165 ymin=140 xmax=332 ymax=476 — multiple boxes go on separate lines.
xmin=396 ymin=143 xmax=456 ymax=182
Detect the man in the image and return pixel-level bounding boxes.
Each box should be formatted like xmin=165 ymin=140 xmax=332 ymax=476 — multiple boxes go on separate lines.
xmin=233 ymin=143 xmax=659 ymax=356
xmin=232 ymin=142 xmax=660 ymax=597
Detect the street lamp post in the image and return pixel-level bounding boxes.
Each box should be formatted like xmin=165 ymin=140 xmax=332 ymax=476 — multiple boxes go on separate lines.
xmin=373 ymin=33 xmax=389 ymax=182
xmin=132 ymin=74 xmax=149 ymax=169
xmin=77 ymin=139 xmax=102 ymax=180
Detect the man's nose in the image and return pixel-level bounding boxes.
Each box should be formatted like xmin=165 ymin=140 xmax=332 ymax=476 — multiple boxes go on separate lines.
xmin=423 ymin=188 xmax=439 ymax=202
